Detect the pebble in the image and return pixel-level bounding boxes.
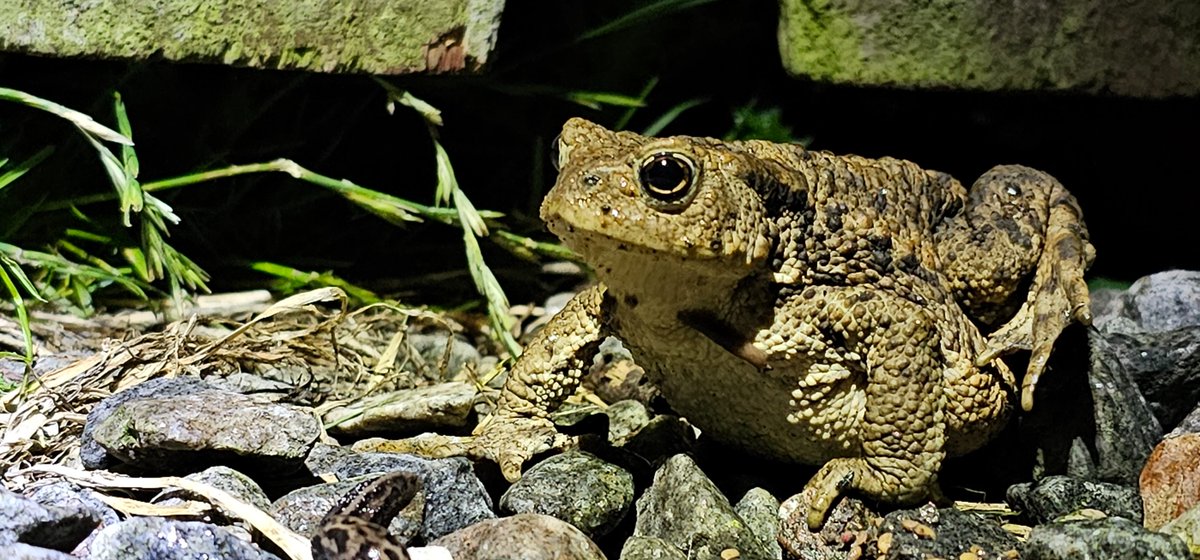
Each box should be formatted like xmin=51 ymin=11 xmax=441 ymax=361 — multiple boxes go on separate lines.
xmin=0 ymin=486 xmax=99 ymax=550
xmin=1006 ymin=475 xmax=1142 ymax=524
xmin=86 ymin=517 xmax=280 ymax=560
xmin=431 ymin=513 xmax=605 ymax=560
xmin=323 ymin=381 xmax=477 ymax=437
xmin=1023 ymin=517 xmax=1190 ymax=560
xmin=323 ymin=451 xmax=494 ymax=541
xmin=86 ymin=382 xmax=321 ymax=473
xmin=1139 ymin=433 xmax=1200 ymax=529
xmin=500 ymin=451 xmax=634 ymax=537
xmin=632 ymin=454 xmax=771 ymax=559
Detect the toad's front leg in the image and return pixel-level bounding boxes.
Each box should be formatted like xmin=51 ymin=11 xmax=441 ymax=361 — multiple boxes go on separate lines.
xmin=936 ymin=165 xmax=1093 ymax=410
xmin=471 ymin=284 xmax=611 ymax=481
xmin=789 ymin=288 xmax=948 ymax=530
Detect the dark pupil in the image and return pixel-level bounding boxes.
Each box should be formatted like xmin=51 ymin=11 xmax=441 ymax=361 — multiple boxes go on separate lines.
xmin=640 ymin=155 xmax=690 ymax=199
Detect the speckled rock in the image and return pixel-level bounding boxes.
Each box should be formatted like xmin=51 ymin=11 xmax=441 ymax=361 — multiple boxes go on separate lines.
xmin=1093 ymin=271 xmax=1200 ymax=333
xmin=1104 ymin=328 xmax=1200 ymax=430
xmin=500 ymin=451 xmax=634 ymax=537
xmin=1167 ymin=403 xmax=1200 ymax=437
xmin=619 ymin=536 xmax=687 ymax=560
xmin=323 ymin=452 xmax=494 ymax=541
xmin=604 ymin=400 xmax=651 ymax=446
xmin=1007 ymin=476 xmax=1142 ymax=524
xmin=431 ymin=514 xmax=605 ymax=560
xmin=24 ymin=482 xmax=119 ymax=532
xmin=777 ymin=485 xmax=876 ymax=560
xmin=1140 ymin=434 xmax=1200 ymax=530
xmin=270 ymin=475 xmax=423 ymax=547
xmin=868 ymin=504 xmax=1019 ymax=559
xmin=1079 ymin=334 xmax=1162 ymax=484
xmin=86 ymin=517 xmax=280 ymax=560
xmin=1092 ymin=271 xmax=1200 ymax=429
xmin=86 ymin=380 xmax=321 ymax=473
xmin=155 ymin=466 xmax=271 ymax=512
xmin=633 ymin=454 xmax=771 ymax=559
xmin=0 ymin=543 xmax=77 ymax=559
xmin=733 ymin=488 xmax=782 ymax=559
xmin=1160 ymin=501 xmax=1200 ymax=556
xmin=1023 ymin=517 xmax=1190 ymax=560
xmin=0 ymin=486 xmax=99 ymax=550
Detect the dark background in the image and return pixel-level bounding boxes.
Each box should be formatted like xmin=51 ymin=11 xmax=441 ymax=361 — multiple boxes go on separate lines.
xmin=2 ymin=0 xmax=1198 ymax=308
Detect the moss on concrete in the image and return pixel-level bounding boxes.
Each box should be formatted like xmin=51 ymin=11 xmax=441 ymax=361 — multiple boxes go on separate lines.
xmin=0 ymin=0 xmax=505 ymax=74
xmin=778 ymin=0 xmax=1200 ymax=97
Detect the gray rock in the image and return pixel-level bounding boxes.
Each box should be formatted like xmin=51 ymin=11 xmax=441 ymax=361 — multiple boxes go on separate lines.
xmin=1090 ymin=271 xmax=1200 ymax=429
xmin=326 ymin=452 xmax=494 ymax=541
xmin=633 ymin=454 xmax=771 ymax=559
xmin=25 ymin=482 xmax=119 ymax=531
xmin=80 ymin=376 xmax=213 ymax=469
xmin=734 ymin=488 xmax=782 ymax=559
xmin=0 ymin=543 xmax=77 ymax=559
xmin=431 ymin=513 xmax=605 ymax=560
xmin=86 ymin=517 xmax=280 ymax=560
xmin=1007 ymin=476 xmax=1143 ymax=524
xmin=87 ymin=385 xmax=321 ymax=473
xmin=155 ymin=466 xmax=271 ymax=514
xmin=873 ymin=504 xmax=1019 ymax=559
xmin=605 ymin=400 xmax=651 ymax=446
xmin=270 ymin=475 xmax=422 ymax=547
xmin=1085 ymin=335 xmax=1163 ymax=484
xmin=500 ymin=451 xmax=634 ymax=537
xmin=305 ymin=442 xmax=355 ymax=475
xmin=1024 ymin=517 xmax=1190 ymax=560
xmin=619 ymin=536 xmax=687 ymax=560
xmin=324 ymin=382 xmax=477 ymax=437
xmin=1168 ymin=403 xmax=1200 ymax=437
xmin=0 ymin=486 xmax=98 ymax=550
xmin=406 ymin=332 xmax=482 ymax=380
xmin=1104 ymin=327 xmax=1200 ymax=430
xmin=1094 ymin=271 xmax=1200 ymax=333
xmin=620 ymin=416 xmax=696 ymax=467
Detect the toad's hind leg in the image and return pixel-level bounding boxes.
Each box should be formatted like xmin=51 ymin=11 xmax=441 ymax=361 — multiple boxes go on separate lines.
xmin=802 ymin=292 xmax=947 ymax=530
xmin=936 ymin=165 xmax=1094 ymax=411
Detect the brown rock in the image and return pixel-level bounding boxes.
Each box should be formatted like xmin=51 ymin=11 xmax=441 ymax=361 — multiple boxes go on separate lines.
xmin=431 ymin=513 xmax=606 ymax=560
xmin=1140 ymin=433 xmax=1200 ymax=529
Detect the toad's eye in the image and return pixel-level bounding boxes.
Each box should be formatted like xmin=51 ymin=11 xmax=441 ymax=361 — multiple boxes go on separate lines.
xmin=638 ymin=153 xmax=696 ymax=202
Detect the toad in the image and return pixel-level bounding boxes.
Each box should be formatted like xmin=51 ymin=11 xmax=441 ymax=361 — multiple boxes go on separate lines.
xmin=474 ymin=118 xmax=1093 ymax=529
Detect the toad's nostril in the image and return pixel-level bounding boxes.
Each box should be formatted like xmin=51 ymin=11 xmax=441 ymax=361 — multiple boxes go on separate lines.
xmin=583 ymin=174 xmax=601 ymax=187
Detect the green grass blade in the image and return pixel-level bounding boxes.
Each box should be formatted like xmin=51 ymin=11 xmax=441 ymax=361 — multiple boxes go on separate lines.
xmin=0 ymin=256 xmax=37 ymax=365
xmin=0 ymin=87 xmax=132 ymax=145
xmin=0 ymin=146 xmax=55 ymax=192
xmin=575 ymin=0 xmax=720 ymax=42
xmin=566 ymin=91 xmax=647 ymax=110
xmin=613 ymin=77 xmax=660 ymax=131
xmin=250 ymin=261 xmax=380 ymax=304
xmin=641 ymin=98 xmax=707 ymax=136
xmin=112 ymin=92 xmax=141 ymax=185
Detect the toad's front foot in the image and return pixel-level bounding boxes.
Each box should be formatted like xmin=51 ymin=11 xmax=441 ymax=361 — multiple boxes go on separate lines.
xmin=470 ymin=413 xmax=574 ymax=482
xmin=978 ymin=195 xmax=1094 ymax=410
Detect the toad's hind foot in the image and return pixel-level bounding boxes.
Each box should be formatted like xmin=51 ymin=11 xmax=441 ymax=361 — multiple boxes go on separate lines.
xmin=978 ymin=185 xmax=1094 ymax=411
xmin=803 ymin=457 xmax=943 ymax=530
